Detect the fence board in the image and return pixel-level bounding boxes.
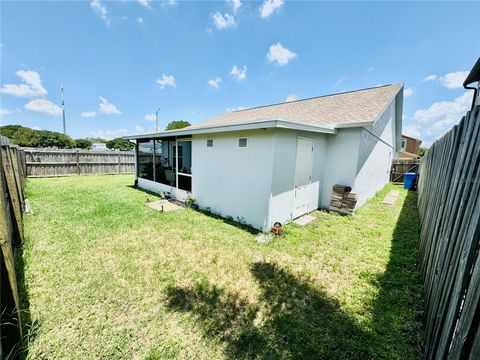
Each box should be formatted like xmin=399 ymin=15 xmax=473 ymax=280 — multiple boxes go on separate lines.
xmin=390 ymin=159 xmax=420 ymax=183
xmin=0 ymin=144 xmax=25 ymax=357
xmin=24 ymin=148 xmax=135 ymax=177
xmin=417 ymin=104 xmax=480 ymax=359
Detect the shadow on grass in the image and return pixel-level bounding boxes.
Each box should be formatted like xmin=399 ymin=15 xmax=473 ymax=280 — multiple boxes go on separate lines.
xmin=165 ymin=190 xmax=425 ymax=359
xmin=194 ymin=209 xmax=261 ymax=235
xmin=7 ymin=245 xmax=40 ymax=360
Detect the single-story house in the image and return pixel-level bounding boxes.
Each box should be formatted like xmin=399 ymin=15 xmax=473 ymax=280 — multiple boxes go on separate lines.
xmin=126 ymin=83 xmax=403 ymax=231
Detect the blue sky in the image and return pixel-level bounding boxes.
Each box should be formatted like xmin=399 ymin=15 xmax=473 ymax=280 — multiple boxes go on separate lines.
xmin=1 ymin=0 xmax=479 ymax=146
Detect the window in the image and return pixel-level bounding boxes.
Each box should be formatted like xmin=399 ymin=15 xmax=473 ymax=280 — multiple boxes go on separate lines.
xmin=207 ymin=139 xmax=213 ymax=147
xmin=401 ymin=139 xmax=406 ymax=151
xmin=238 ymin=137 xmax=248 ymax=148
xmin=137 ymin=140 xmax=154 ymax=181
xmin=154 ymin=139 xmax=176 ymax=187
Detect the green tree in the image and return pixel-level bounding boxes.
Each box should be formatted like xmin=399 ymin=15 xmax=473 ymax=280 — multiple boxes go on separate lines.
xmin=0 ymin=125 xmax=23 ymax=139
xmin=106 ymin=138 xmax=134 ymax=151
xmin=86 ymin=137 xmax=107 ymax=143
xmin=75 ymin=138 xmax=93 ymax=150
xmin=165 ymin=120 xmax=191 ymax=131
xmin=35 ymin=130 xmax=76 ymax=148
xmin=10 ymin=127 xmax=38 ymax=147
xmin=0 ymin=125 xmax=76 ymax=148
xmin=418 ymin=147 xmax=428 ymax=157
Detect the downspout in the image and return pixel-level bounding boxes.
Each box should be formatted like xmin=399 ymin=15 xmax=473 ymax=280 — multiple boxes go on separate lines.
xmin=463 ymin=83 xmax=478 ymax=111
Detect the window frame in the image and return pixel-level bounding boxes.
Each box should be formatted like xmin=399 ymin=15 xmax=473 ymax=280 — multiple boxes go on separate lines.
xmin=206 ymin=139 xmax=214 ymax=148
xmin=238 ymin=137 xmax=248 ymax=148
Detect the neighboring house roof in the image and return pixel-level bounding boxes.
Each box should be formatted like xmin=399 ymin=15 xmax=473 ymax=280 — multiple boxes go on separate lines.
xmin=126 ymin=83 xmax=403 ymax=139
xmin=463 ymin=57 xmax=480 ymax=86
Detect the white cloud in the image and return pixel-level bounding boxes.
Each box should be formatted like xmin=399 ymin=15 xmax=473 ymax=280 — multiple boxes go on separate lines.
xmin=403 ymin=124 xmax=421 ymax=139
xmin=25 ymin=99 xmax=62 ymax=116
xmin=334 ymin=76 xmax=346 ymax=87
xmin=135 ymin=125 xmax=145 ymax=133
xmin=81 ymin=111 xmax=97 ymax=118
xmin=413 ymin=91 xmax=472 ymax=141
xmin=367 ymin=67 xmax=375 ymax=72
xmin=212 ymin=12 xmax=236 ymax=29
xmin=0 ymin=70 xmax=48 ymax=98
xmin=285 ymin=94 xmax=298 ymax=102
xmin=90 ymin=0 xmax=110 ymax=26
xmin=230 ymin=65 xmax=247 ymax=81
xmin=423 ymin=74 xmax=437 ymax=82
xmin=162 ymin=0 xmax=178 ymax=6
xmin=137 ymin=17 xmax=144 ymax=23
xmin=32 ymin=126 xmax=42 ymax=131
xmin=138 ymin=0 xmax=151 ymax=9
xmin=208 ymin=77 xmax=222 ymax=89
xmin=260 ymin=0 xmax=284 ymax=18
xmin=145 ymin=113 xmax=156 ymax=122
xmin=156 ymin=74 xmax=176 ymax=89
xmin=98 ymin=96 xmax=121 ymax=114
xmin=228 ymin=0 xmax=242 ymax=13
xmin=404 ymin=87 xmax=414 ymax=97
xmin=1 ymin=108 xmax=12 ymax=116
xmin=267 ymin=43 xmax=297 ymax=65
xmin=90 ymin=128 xmax=129 ymax=140
xmin=439 ymin=71 xmax=469 ymax=89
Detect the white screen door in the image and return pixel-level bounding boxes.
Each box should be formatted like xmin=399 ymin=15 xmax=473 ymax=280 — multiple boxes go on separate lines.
xmin=293 ymin=137 xmax=314 ymax=218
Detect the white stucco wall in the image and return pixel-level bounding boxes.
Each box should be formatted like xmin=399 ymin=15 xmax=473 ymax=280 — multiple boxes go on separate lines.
xmin=353 ymin=98 xmax=397 ymax=207
xmin=192 ymin=129 xmax=275 ymax=230
xmin=319 ymin=128 xmax=361 ymax=208
xmin=137 ymin=177 xmax=189 ymax=201
xmin=268 ymin=129 xmax=327 ymax=227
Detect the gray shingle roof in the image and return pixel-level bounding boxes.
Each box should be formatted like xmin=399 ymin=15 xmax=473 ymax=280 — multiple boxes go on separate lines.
xmin=188 ymin=83 xmax=403 ymax=130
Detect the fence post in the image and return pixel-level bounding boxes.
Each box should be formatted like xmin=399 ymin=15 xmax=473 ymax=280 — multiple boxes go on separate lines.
xmin=118 ymin=152 xmax=121 ymax=174
xmin=76 ymin=150 xmax=80 ymax=175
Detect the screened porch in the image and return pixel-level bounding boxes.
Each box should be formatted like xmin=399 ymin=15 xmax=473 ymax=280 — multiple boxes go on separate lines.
xmin=136 ymin=137 xmax=192 ymax=192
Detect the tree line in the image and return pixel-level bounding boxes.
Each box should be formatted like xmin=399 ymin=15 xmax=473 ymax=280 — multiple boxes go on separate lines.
xmin=0 ymin=121 xmax=191 ymax=151
xmin=0 ymin=125 xmax=134 ymax=150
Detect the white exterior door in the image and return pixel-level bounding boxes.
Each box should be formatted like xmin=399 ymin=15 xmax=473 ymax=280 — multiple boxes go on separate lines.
xmin=293 ymin=137 xmax=314 ymax=219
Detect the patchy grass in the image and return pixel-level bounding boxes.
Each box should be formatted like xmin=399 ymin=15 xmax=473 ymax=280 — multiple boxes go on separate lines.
xmin=17 ymin=175 xmax=424 ymax=359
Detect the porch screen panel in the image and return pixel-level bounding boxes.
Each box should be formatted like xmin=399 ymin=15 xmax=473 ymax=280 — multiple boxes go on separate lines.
xmin=137 ymin=140 xmax=154 ymax=180
xmin=154 ymin=139 xmax=176 ymax=187
xmin=177 ymin=140 xmax=192 ymax=175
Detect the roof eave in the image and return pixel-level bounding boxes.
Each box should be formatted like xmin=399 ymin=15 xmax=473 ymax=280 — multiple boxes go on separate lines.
xmin=124 ymin=119 xmax=337 ymax=140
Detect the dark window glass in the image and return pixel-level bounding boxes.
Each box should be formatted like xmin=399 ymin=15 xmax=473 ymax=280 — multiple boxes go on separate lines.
xmin=238 ymin=138 xmax=248 ymax=148
xmin=207 ymin=139 xmax=213 ymax=147
xmin=154 ymin=139 xmax=176 ymax=187
xmin=178 ymin=174 xmax=192 ymax=192
xmin=137 ymin=140 xmax=154 ymax=180
xmin=177 ymin=141 xmax=192 ymax=174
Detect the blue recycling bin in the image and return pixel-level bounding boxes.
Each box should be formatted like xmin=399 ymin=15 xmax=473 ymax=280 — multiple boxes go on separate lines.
xmin=404 ymin=172 xmax=417 ymax=190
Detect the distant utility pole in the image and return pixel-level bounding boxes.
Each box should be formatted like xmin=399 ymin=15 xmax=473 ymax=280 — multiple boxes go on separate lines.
xmin=61 ymin=84 xmax=66 ymax=135
xmin=155 ymin=107 xmax=161 ymax=132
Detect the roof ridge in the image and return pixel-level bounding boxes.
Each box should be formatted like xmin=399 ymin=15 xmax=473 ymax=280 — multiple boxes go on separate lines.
xmin=231 ymin=83 xmax=400 ymax=113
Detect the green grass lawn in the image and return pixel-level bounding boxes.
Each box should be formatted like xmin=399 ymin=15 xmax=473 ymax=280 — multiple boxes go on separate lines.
xmin=16 ymin=175 xmax=424 ymax=359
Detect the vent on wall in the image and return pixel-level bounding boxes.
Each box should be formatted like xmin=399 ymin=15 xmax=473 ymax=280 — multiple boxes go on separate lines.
xmin=207 ymin=139 xmax=213 ymax=147
xmin=238 ymin=138 xmax=248 ymax=148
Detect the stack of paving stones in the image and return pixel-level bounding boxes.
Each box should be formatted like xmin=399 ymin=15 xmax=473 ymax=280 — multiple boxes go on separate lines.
xmin=329 ymin=184 xmax=357 ymax=215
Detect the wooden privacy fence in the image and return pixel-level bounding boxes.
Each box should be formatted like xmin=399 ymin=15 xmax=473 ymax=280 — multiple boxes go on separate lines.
xmin=417 ymin=104 xmax=480 ymax=359
xmin=24 ymin=148 xmax=135 ymax=177
xmin=0 ymin=141 xmax=26 ymax=357
xmin=390 ymin=159 xmax=420 ymax=183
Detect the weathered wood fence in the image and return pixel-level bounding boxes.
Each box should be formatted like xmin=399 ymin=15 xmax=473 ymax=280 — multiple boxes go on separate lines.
xmin=417 ymin=104 xmax=480 ymax=359
xmin=0 ymin=141 xmax=26 ymax=357
xmin=390 ymin=159 xmax=420 ymax=183
xmin=24 ymin=148 xmax=135 ymax=177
